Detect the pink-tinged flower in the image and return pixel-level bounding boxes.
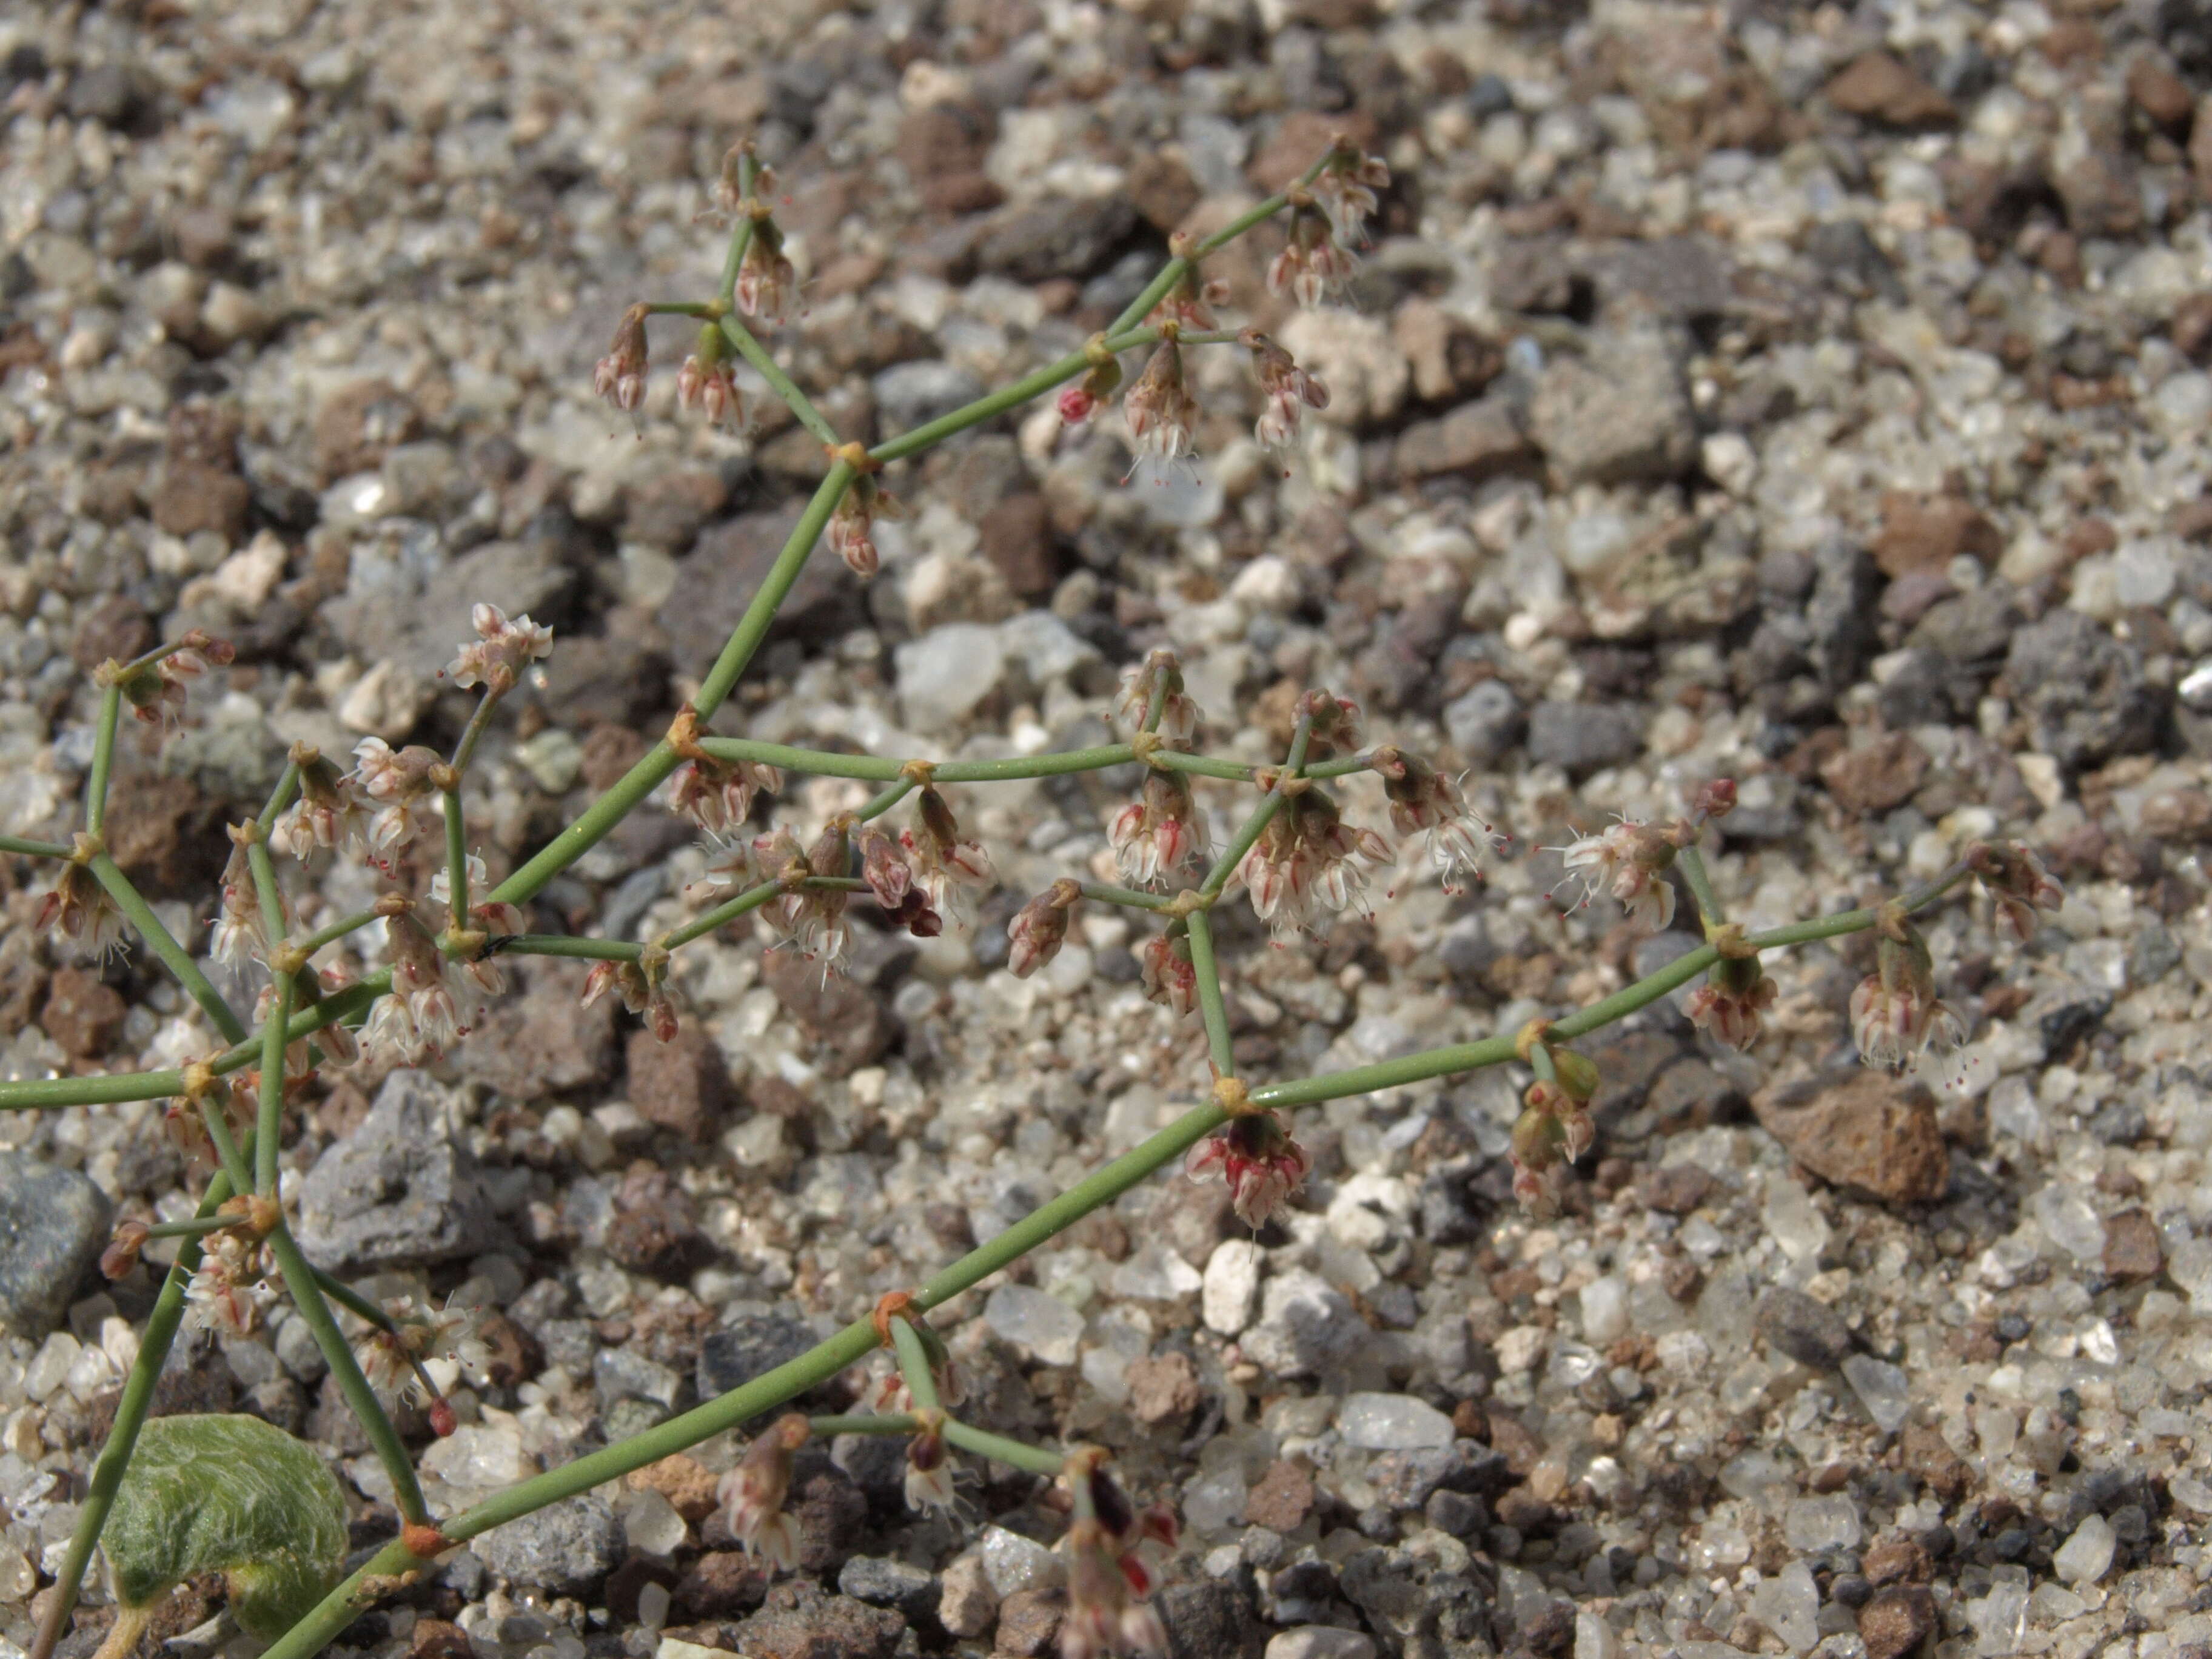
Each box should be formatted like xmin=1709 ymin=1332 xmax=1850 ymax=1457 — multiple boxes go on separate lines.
xmin=118 ymin=632 xmax=231 ymax=734
xmin=900 ymin=788 xmax=993 ymax=927
xmin=1233 ymin=790 xmax=1389 ymax=945
xmin=36 ymin=856 xmax=127 ymax=962
xmin=1508 ymin=1075 xmax=1597 ymax=1219
xmin=581 ymin=959 xmax=650 ymax=1016
xmin=183 ymin=1233 xmax=275 ymax=1338
xmin=593 ymin=303 xmax=650 ymax=414
xmin=430 ymin=853 xmax=526 ymax=939
xmin=352 ymin=1295 xmax=494 ymax=1409
xmin=1371 ymin=746 xmax=1501 ymax=897
xmin=1850 ymin=927 xmax=1967 ymax=1085
xmin=1685 ymin=954 xmax=1777 ymax=1052
xmin=1107 ymin=768 xmax=1209 ymax=888
xmin=903 ymin=1410 xmax=958 ymax=1515
xmin=377 ymin=907 xmax=497 ymax=1062
xmin=664 ymin=711 xmax=783 ymax=835
xmin=1239 ymin=328 xmax=1328 ymax=452
xmin=676 ymin=324 xmax=743 ymax=429
xmin=1114 ymin=648 xmax=1201 ymax=743
xmin=1312 ymin=147 xmax=1389 ymax=249
xmin=1138 ymin=932 xmax=1197 ymax=1018
xmin=760 ymin=822 xmax=852 ymax=974
xmin=447 ymin=603 xmax=553 ymax=694
xmin=1969 ymin=841 xmax=2066 ymax=942
xmin=1061 ymin=1518 xmax=1168 ymax=1659
xmin=1147 ymin=241 xmax=1228 ymax=332
xmin=717 ymin=1414 xmax=811 ymax=1574
xmin=348 ymin=737 xmax=443 ymax=867
xmin=685 ymin=838 xmax=762 ymax=909
xmin=1122 ymin=336 xmax=1201 ymax=466
xmin=1008 ymin=880 xmax=1080 ymax=978
xmin=827 ymin=477 xmax=903 ymax=580
xmin=1547 ymin=819 xmax=1678 ymax=933
xmin=1059 ymin=344 xmax=1125 ymax=426
xmin=737 ymin=221 xmax=798 ymax=321
xmin=1185 ymin=1109 xmax=1312 ymax=1229
xmin=269 ymin=745 xmax=369 ymax=862
xmin=1298 ymin=688 xmax=1362 ymax=757
xmin=1266 ymin=203 xmax=1359 ymax=310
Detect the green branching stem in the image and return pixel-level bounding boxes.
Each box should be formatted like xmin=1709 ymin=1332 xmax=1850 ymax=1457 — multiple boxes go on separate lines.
xmin=1184 ymin=910 xmax=1233 ymax=1078
xmin=887 ymin=1318 xmax=939 ymax=1412
xmin=803 ymin=1412 xmax=1066 ymax=1478
xmin=0 ymin=833 xmax=72 ymax=859
xmin=694 ymin=736 xmax=1370 ymax=788
xmin=719 ymin=313 xmax=839 ymax=448
xmin=87 ymin=853 xmax=247 ymax=1045
xmin=1073 ymin=881 xmax=1184 ymax=914
xmin=295 ymin=908 xmax=383 ymax=960
xmin=1198 ymin=716 xmax=1313 ymax=903
xmin=442 ymin=791 xmax=469 ymax=931
xmin=84 ymin=683 xmax=121 ymax=837
xmin=494 ymin=935 xmax=645 ymax=963
xmin=716 ymin=148 xmax=758 ymax=306
xmin=244 ymin=840 xmax=292 ymax=1196
xmin=258 ymin=762 xmax=302 ymax=837
xmin=1675 ymin=843 xmax=1725 ymax=934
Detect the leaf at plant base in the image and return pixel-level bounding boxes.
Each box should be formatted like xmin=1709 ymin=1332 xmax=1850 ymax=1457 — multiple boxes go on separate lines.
xmin=105 ymin=1413 xmax=350 ymax=1640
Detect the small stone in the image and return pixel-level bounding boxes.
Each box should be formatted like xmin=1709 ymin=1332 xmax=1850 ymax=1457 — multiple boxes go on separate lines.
xmin=873 ymin=360 xmax=988 ymax=437
xmin=1857 ymin=1585 xmax=1937 ymax=1659
xmin=1821 ymin=732 xmax=1930 ymax=814
xmin=2128 ymin=54 xmax=2195 ymax=130
xmin=1530 ymin=329 xmax=1697 ymax=486
xmin=837 ymin=1557 xmax=936 ymax=1624
xmin=1367 ymin=1449 xmax=1458 ymax=1511
xmin=895 ymin=622 xmax=1008 ymax=732
xmin=1757 ymin=1287 xmax=1855 ymax=1371
xmin=2102 ymin=1209 xmax=2163 ymax=1280
xmin=1201 ymin=1239 xmax=1261 ymax=1336
xmin=626 ymin=1025 xmax=729 ymax=1141
xmin=38 ymin=965 xmax=126 ymax=1059
xmin=1264 ymin=1631 xmax=1375 ymax=1659
xmin=760 ymin=950 xmax=892 ymax=1077
xmin=732 ymin=1581 xmax=904 ymax=1659
xmin=993 ymin=1587 xmax=1064 ymax=1657
xmin=659 ymin=505 xmax=865 ymax=663
xmin=1242 ymin=1269 xmax=1362 ymax=1378
xmin=1899 ymin=1424 xmax=1972 ymax=1503
xmin=0 ymin=1161 xmax=112 ymax=1338
xmin=474 ymin=1495 xmax=625 ymax=1595
xmin=974 ymin=196 xmax=1136 ymax=283
xmin=1443 ymin=680 xmax=1525 ymax=766
xmin=293 ymin=1070 xmax=498 ymax=1272
xmin=1157 ymin=1581 xmax=1254 ymax=1659
xmin=1526 ymin=701 xmax=1644 ymax=776
xmin=979 ymin=1526 xmax=1061 ymax=1597
xmin=983 ymin=1284 xmax=1084 ymax=1366
xmin=1752 ymin=1072 xmax=1949 ymax=1205
xmin=1871 ymin=494 xmax=2001 ymax=577
xmin=314 ymin=380 xmax=421 ymax=481
xmin=1641 ymin=1164 xmax=1714 ymax=1215
xmin=1389 ymin=394 xmax=1530 ymax=484
xmin=455 ymin=959 xmax=618 ymax=1101
xmin=977 ymin=495 xmax=1057 ymax=599
xmin=1784 ymin=1494 xmax=1863 ymax=1552
xmin=628 ymin=1455 xmax=720 ymax=1523
xmin=1244 ymin=1462 xmax=1315 ymax=1533
xmin=1862 ymin=1535 xmax=1931 ymax=1587
xmin=1825 ymin=52 xmax=1954 ymax=127
xmin=698 ymin=1312 xmax=822 ymax=1425
xmin=939 ymin=1552 xmax=998 ymax=1638
xmin=1126 ymin=1352 xmax=1202 ymax=1425
xmin=2005 ymin=610 xmax=2165 ymax=773
xmin=1840 ymin=1354 xmax=1912 ymax=1433
xmin=1748 ymin=1560 xmax=1819 ymax=1655
xmin=1337 ymin=1392 xmax=1456 ymax=1451
xmin=674 ymin=1552 xmax=768 ymax=1619
xmin=2053 ymin=1513 xmax=2115 ymax=1585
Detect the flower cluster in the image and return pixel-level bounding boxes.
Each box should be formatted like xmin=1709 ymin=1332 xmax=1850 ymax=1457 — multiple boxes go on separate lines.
xmin=1267 ymin=201 xmax=1359 ymax=309
xmin=676 ymin=323 xmax=743 ymax=429
xmin=268 ymin=744 xmax=368 ymax=862
xmin=360 ymin=908 xmax=498 ymax=1066
xmin=1138 ymin=932 xmax=1197 ymax=1017
xmin=581 ymin=957 xmax=682 ymax=1044
xmin=1241 ymin=328 xmax=1328 ymax=454
xmin=1185 ymin=1108 xmax=1312 ymax=1230
xmin=1061 ymin=1451 xmax=1178 ymax=1659
xmin=900 ymin=788 xmax=993 ymax=927
xmin=828 ymin=474 xmax=903 ymax=580
xmin=1122 ymin=333 xmax=1201 ymax=468
xmin=431 ymin=853 xmax=526 ymax=939
xmin=351 ymin=1295 xmax=492 ymax=1410
xmin=1147 ymin=238 xmax=1228 ymax=332
xmin=36 ymin=850 xmax=126 ymax=962
xmin=1372 ymin=746 xmax=1500 ymax=897
xmin=1234 ymin=789 xmax=1390 ymax=945
xmin=593 ymin=303 xmax=650 ymax=415
xmin=716 ymin=1414 xmax=812 ymax=1574
xmin=1509 ymin=1051 xmax=1598 ymax=1219
xmin=446 ymin=603 xmax=553 ymax=695
xmin=1114 ymin=649 xmax=1201 ymax=744
xmin=184 ymin=1230 xmax=277 ymax=1338
xmin=1549 ymin=818 xmax=1680 ymax=933
xmin=1685 ymin=953 xmax=1778 ymax=1051
xmin=114 ymin=630 xmax=233 ymax=734
xmin=1969 ymin=841 xmax=2066 ymax=942
xmin=1107 ymin=768 xmax=1208 ymax=888
xmin=349 ymin=737 xmax=445 ymax=869
xmin=1850 ymin=923 xmax=1968 ymax=1087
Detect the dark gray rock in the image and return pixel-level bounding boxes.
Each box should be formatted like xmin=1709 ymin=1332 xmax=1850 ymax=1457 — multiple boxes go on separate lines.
xmin=733 ymin=1581 xmax=905 ymax=1659
xmin=293 ymin=1070 xmax=498 ymax=1273
xmin=1443 ymin=680 xmax=1524 ymax=765
xmin=1369 ymin=1448 xmax=1461 ymax=1511
xmin=1757 ymin=1286 xmax=1855 ymax=1370
xmin=324 ymin=536 xmax=577 ymax=680
xmin=2005 ymin=610 xmax=2166 ymax=771
xmin=0 ymin=1161 xmax=112 ymax=1338
xmin=699 ymin=1310 xmax=823 ymax=1426
xmin=871 ymin=361 xmax=987 ymax=438
xmin=1526 ymin=700 xmax=1644 ymax=776
xmin=1806 ymin=538 xmax=1883 ymax=691
xmin=837 ymin=1556 xmax=937 ymax=1623
xmin=975 ymin=195 xmax=1136 ymax=283
xmin=1908 ymin=581 xmax=2023 ymax=667
xmin=1158 ymin=1579 xmax=1258 ymax=1659
xmin=657 ymin=504 xmax=866 ymax=665
xmin=474 ymin=1494 xmax=625 ymax=1595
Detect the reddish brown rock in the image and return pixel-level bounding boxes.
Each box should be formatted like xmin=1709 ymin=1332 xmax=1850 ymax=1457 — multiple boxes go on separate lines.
xmin=1858 ymin=1584 xmax=1937 ymax=1659
xmin=2102 ymin=1208 xmax=2163 ymax=1279
xmin=105 ymin=774 xmax=230 ymax=897
xmin=1125 ymin=1352 xmax=1202 ymax=1426
xmin=314 ymin=380 xmax=421 ymax=482
xmin=1753 ymin=1072 xmax=1949 ymax=1205
xmin=627 ymin=1024 xmax=729 ymax=1141
xmin=1826 ymin=52 xmax=1955 ymax=128
xmin=1243 ymin=1460 xmax=1314 ymax=1532
xmin=993 ymin=1588 xmax=1064 ymax=1658
xmin=1822 ymin=732 xmax=1931 ymax=814
xmin=2129 ymin=54 xmax=2195 ymax=132
xmin=71 ymin=594 xmax=155 ymax=672
xmin=39 ymin=967 xmax=126 ymax=1059
xmin=1127 ymin=152 xmax=1200 ymax=233
xmin=761 ymin=950 xmax=891 ymax=1078
xmin=1872 ymin=493 xmax=2002 ymax=577
xmin=977 ymin=495 xmax=1057 ymax=599
xmin=455 ymin=958 xmax=618 ymax=1101
xmin=1862 ymin=1534 xmax=1932 ymax=1587
xmin=731 ymin=1580 xmax=902 ymax=1659
xmin=1899 ymin=1423 xmax=1973 ymax=1502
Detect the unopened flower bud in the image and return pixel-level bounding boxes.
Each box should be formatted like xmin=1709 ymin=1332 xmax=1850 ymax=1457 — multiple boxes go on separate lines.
xmin=1008 ymin=881 xmax=1080 ymax=978
xmin=1122 ymin=336 xmax=1200 ymax=466
xmin=593 ymin=303 xmax=650 ymax=413
xmin=102 ymin=1219 xmax=151 ymax=1280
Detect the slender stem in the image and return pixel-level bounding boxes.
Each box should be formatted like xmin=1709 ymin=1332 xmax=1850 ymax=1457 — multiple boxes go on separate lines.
xmin=196 ymin=1098 xmax=254 ymax=1198
xmin=0 ymin=833 xmax=72 ymax=858
xmin=442 ymin=791 xmax=469 ymax=927
xmin=84 ymin=684 xmax=121 ymax=837
xmin=888 ymin=1318 xmax=939 ymax=1412
xmin=661 ymin=879 xmax=782 ymax=951
xmin=28 ymin=1162 xmax=245 ymax=1659
xmin=808 ymin=1413 xmax=919 ymax=1437
xmin=494 ymin=934 xmax=645 ymax=962
xmin=1184 ymin=910 xmax=1233 ymax=1077
xmin=693 ymin=736 xmax=1368 ymax=787
xmin=86 ymin=854 xmax=247 ymax=1044
xmin=716 ymin=150 xmax=758 ymax=306
xmin=449 ymin=688 xmax=503 ymax=775
xmin=643 ymin=302 xmax=712 ymax=318
xmin=720 ymin=314 xmax=839 ymax=447
xmin=309 ymin=1266 xmax=403 ymax=1334
xmin=261 ymin=1226 xmax=429 ymax=1525
xmin=483 ymin=463 xmax=854 ymax=910
xmin=245 ymin=840 xmax=295 ymax=1197
xmin=942 ymin=1421 xmax=1067 ymax=1477
xmin=869 ymin=326 xmax=1153 ymax=464
xmin=1675 ymin=844 xmax=1724 ymax=934
xmin=1073 ymin=881 xmax=1184 ymax=914
xmin=1197 ymin=717 xmax=1313 ymax=902
xmin=295 ymin=908 xmax=383 ymax=959
xmin=142 ymin=1215 xmax=229 ymax=1240
xmin=258 ymin=762 xmax=301 ymax=839
xmin=856 ymin=779 xmax=913 ymax=823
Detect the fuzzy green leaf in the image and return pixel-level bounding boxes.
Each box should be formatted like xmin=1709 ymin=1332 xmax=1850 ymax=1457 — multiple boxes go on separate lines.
xmin=104 ymin=1413 xmax=349 ymax=1639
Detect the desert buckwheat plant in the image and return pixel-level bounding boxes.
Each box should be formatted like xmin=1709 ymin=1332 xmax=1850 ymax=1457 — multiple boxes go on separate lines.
xmin=0 ymin=125 xmax=2110 ymax=1659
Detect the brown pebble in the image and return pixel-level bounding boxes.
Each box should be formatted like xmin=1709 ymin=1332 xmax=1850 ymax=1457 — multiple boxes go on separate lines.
xmin=2102 ymin=1208 xmax=2163 ymax=1280
xmin=1858 ymin=1584 xmax=1937 ymax=1659
xmin=1242 ymin=1460 xmax=1314 ymax=1532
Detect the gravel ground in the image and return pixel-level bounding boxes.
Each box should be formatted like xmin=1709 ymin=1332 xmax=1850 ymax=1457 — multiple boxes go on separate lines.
xmin=3 ymin=2 xmax=2212 ymax=1659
